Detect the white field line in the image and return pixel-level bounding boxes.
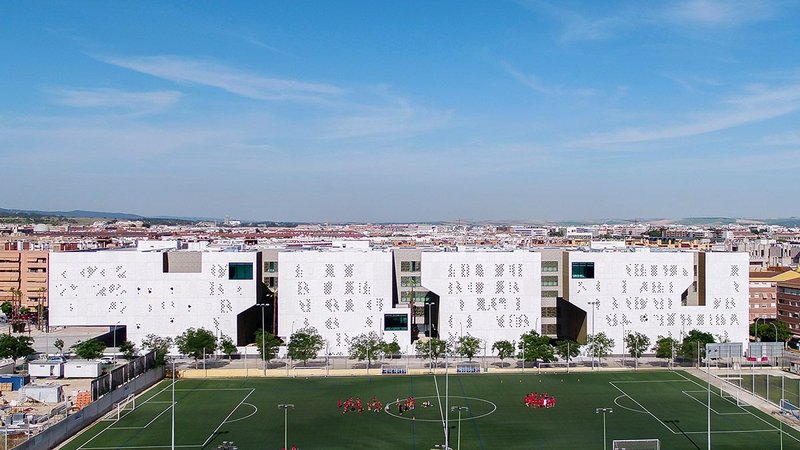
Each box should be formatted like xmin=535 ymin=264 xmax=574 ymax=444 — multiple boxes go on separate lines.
xmin=680 ymin=391 xmax=748 ymax=415
xmin=609 ymin=382 xmax=677 ymax=435
xmin=675 ymin=371 xmax=800 ymax=445
xmin=200 ymin=388 xmax=256 ymax=447
xmin=77 ymin=380 xmax=178 ymax=450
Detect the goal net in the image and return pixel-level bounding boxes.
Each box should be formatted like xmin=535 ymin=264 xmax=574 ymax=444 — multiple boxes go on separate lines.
xmin=612 ymin=439 xmax=660 ymax=450
xmin=101 ymin=394 xmax=136 ymax=421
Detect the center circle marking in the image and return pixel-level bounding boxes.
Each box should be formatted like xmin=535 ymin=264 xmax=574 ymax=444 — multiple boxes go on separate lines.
xmin=383 ymin=396 xmax=497 ymax=422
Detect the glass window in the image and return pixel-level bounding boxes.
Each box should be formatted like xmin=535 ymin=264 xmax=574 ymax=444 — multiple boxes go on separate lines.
xmin=401 ymin=276 xmax=421 ymax=287
xmin=542 ymin=290 xmax=558 ymax=298
xmin=541 ymin=261 xmax=559 ymax=272
xmin=264 ymin=261 xmax=277 ymax=273
xmin=229 ymin=263 xmax=253 ymax=280
xmin=541 ymin=307 xmax=557 ymax=318
xmin=542 ymin=276 xmax=559 ymax=287
xmin=571 ymin=262 xmax=594 ymax=279
xmin=401 ymin=261 xmax=422 ymax=272
xmin=384 ymin=314 xmax=408 ymax=331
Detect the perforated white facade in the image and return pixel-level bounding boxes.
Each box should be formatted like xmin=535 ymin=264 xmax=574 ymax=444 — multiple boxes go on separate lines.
xmin=567 ymin=250 xmax=749 ymax=354
xmin=49 ymin=250 xmax=258 ymax=346
xmin=421 ymin=251 xmax=542 ymax=351
xmin=277 ymin=250 xmax=407 ymax=355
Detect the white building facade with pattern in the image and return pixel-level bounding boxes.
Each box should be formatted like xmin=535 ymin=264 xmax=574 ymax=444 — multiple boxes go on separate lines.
xmin=567 ymin=250 xmax=749 ymax=354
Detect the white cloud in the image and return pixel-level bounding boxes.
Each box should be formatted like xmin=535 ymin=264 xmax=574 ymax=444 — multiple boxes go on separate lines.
xmin=50 ymin=88 xmax=181 ymax=113
xmin=502 ymin=62 xmax=597 ymax=96
xmin=571 ymin=82 xmax=800 ymax=146
xmin=97 ymin=55 xmax=344 ymax=102
xmin=664 ymin=0 xmax=775 ymax=27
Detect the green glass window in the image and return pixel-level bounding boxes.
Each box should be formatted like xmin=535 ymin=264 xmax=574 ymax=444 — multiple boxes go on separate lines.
xmin=571 ymin=262 xmax=595 ymax=279
xmin=541 ymin=261 xmax=559 ymax=272
xmin=229 ymin=263 xmax=253 ymax=280
xmin=401 ymin=276 xmax=421 ymax=287
xmin=541 ymin=276 xmax=559 ymax=287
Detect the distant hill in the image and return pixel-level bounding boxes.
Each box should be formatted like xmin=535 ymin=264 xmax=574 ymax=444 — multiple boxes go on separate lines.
xmin=0 ymin=208 xmax=219 ymax=223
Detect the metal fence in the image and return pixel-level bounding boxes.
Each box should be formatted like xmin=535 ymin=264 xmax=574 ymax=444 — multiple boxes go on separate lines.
xmin=90 ymin=351 xmax=157 ymax=401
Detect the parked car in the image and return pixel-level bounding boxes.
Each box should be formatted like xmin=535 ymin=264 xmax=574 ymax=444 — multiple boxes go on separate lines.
xmin=47 ymin=356 xmax=66 ymax=363
xmin=97 ymin=356 xmax=114 ymax=365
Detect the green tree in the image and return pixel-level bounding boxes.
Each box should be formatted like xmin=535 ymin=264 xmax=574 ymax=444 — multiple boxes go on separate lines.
xmin=53 ymin=338 xmax=65 ymax=356
xmin=71 ymin=339 xmax=106 ymax=360
xmin=492 ymin=340 xmax=515 ymax=365
xmin=254 ymin=329 xmax=282 ymax=362
xmin=653 ymin=336 xmax=680 ymax=360
xmin=0 ymin=335 xmax=35 ymax=373
xmin=141 ymin=334 xmax=173 ymax=366
xmin=348 ymin=332 xmax=385 ymax=367
xmin=680 ymin=329 xmax=715 ymax=364
xmin=586 ymin=332 xmax=615 ymax=363
xmin=415 ymin=337 xmax=449 ymax=367
xmin=624 ymin=332 xmax=651 ymax=359
xmin=219 ymin=335 xmax=237 ymax=361
xmin=382 ymin=341 xmax=401 ymax=359
xmin=0 ymin=302 xmax=10 ymax=317
xmin=119 ymin=340 xmax=137 ymax=360
xmin=174 ymin=328 xmax=217 ymax=367
xmin=750 ymin=320 xmax=791 ymax=343
xmin=518 ymin=330 xmax=555 ymax=363
xmin=554 ymin=339 xmax=581 ymax=363
xmin=455 ymin=335 xmax=482 ymax=361
xmin=287 ymin=327 xmax=324 ymax=366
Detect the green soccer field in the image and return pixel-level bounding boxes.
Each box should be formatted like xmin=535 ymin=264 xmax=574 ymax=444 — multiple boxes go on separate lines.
xmin=59 ymin=370 xmax=800 ymax=450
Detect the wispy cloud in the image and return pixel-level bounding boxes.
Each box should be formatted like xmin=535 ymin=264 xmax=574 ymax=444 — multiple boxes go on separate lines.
xmin=571 ymin=82 xmax=800 ymax=146
xmin=97 ymin=55 xmax=344 ymax=102
xmin=502 ymin=62 xmax=597 ymax=96
xmin=663 ymin=74 xmax=721 ymax=92
xmin=324 ymin=97 xmax=453 ymax=140
xmin=50 ymin=87 xmax=181 ymax=114
xmin=663 ymin=0 xmax=775 ymax=27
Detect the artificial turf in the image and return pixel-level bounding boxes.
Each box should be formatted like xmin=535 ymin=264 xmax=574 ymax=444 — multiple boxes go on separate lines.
xmin=59 ymin=370 xmax=800 ymax=449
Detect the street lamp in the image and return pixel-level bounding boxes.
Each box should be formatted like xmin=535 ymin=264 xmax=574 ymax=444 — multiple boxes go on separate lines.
xmin=427 ymin=301 xmax=436 ymax=373
xmin=588 ymin=301 xmax=600 ymax=370
xmin=278 ymin=404 xmax=294 ymax=450
xmin=595 ymin=407 xmax=613 ymax=450
xmin=257 ymin=303 xmax=270 ymax=376
xmin=452 ymin=406 xmax=469 ymax=450
xmin=112 ymin=320 xmax=120 ymax=362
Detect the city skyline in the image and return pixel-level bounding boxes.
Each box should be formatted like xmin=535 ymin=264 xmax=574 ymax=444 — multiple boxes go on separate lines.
xmin=2 ymin=1 xmax=800 ymax=222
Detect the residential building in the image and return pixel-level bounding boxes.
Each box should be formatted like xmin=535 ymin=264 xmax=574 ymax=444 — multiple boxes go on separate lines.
xmin=748 ymin=268 xmax=800 ymax=322
xmin=0 ymin=250 xmax=48 ymax=310
xmin=777 ymin=278 xmax=800 ymax=337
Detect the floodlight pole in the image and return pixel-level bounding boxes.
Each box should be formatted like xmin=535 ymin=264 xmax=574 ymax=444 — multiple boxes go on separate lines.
xmin=595 ymin=407 xmax=613 ymax=450
xmin=171 ymin=358 xmax=175 ymax=450
xmin=707 ymin=354 xmax=711 ymax=450
xmin=452 ymin=406 xmax=468 ymax=450
xmin=259 ymin=303 xmax=270 ymax=376
xmin=278 ymin=404 xmax=294 ymax=450
xmin=588 ymin=301 xmax=599 ymax=370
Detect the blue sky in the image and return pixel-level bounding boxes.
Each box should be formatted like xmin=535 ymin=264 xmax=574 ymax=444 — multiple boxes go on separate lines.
xmin=2 ymin=1 xmax=800 ymax=222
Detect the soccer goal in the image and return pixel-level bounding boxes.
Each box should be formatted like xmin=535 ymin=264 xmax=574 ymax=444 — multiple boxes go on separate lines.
xmin=101 ymin=394 xmax=136 ymax=421
xmin=291 ymin=366 xmax=326 ymax=378
xmin=612 ymin=439 xmax=660 ymax=450
xmin=780 ymin=399 xmax=800 ymax=420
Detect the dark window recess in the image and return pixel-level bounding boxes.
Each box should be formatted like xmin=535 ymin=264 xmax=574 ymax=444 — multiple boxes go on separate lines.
xmin=229 ymin=263 xmax=254 ymax=280
xmin=384 ymin=314 xmax=408 ymax=331
xmin=571 ymin=262 xmax=595 ymax=279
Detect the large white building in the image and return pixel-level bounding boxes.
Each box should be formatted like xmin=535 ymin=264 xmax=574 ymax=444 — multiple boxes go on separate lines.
xmin=277 ymin=249 xmax=407 ymax=355
xmin=49 ymin=249 xmax=259 ymax=346
xmin=421 ymin=250 xmax=541 ymax=349
xmin=567 ymin=249 xmax=749 ymax=354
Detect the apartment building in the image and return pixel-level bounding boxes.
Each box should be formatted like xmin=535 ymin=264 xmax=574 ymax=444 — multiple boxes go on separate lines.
xmin=0 ymin=250 xmax=48 ymax=309
xmin=748 ymin=268 xmax=800 ymax=322
xmin=777 ymin=278 xmax=800 ymax=337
